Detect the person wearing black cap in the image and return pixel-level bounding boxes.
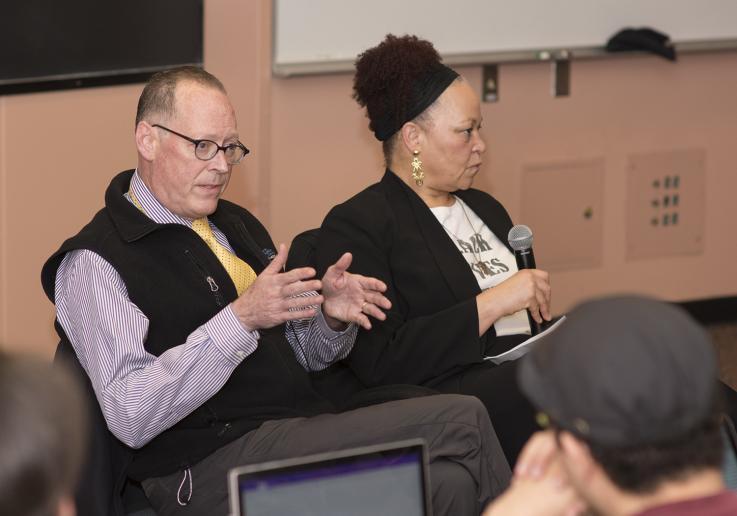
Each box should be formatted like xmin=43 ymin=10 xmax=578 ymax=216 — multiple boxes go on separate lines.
xmin=486 ymin=295 xmax=737 ymax=515
xmin=315 ymin=34 xmax=551 ymax=464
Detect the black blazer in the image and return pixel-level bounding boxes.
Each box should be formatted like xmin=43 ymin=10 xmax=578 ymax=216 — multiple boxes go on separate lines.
xmin=316 ymin=170 xmax=523 ymax=388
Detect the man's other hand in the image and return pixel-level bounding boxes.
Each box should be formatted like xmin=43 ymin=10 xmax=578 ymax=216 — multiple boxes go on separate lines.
xmin=321 ymin=252 xmax=391 ymax=330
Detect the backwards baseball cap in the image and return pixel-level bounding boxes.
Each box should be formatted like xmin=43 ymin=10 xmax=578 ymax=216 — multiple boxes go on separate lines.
xmin=519 ymin=295 xmax=718 ymax=447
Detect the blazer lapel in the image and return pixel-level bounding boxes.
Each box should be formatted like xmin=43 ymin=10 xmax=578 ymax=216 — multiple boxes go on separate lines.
xmin=381 ymin=171 xmax=481 ymax=303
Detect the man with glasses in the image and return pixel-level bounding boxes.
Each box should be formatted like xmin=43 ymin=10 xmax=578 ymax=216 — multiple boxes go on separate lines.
xmin=41 ymin=66 xmax=511 ymax=516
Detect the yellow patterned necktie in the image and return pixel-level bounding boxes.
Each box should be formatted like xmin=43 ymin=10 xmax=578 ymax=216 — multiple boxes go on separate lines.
xmin=128 ymin=187 xmax=256 ymax=295
xmin=191 ymin=218 xmax=257 ymax=295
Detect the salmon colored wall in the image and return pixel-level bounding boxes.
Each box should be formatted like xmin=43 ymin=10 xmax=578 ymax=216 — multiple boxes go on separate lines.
xmin=268 ymin=51 xmax=737 ymax=313
xmin=1 ymin=0 xmax=736 ymax=357
xmin=0 ymin=0 xmax=271 ymax=356
xmin=0 ymin=85 xmax=140 ymax=357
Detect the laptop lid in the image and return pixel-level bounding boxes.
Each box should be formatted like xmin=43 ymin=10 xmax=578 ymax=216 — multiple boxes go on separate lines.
xmin=228 ymin=439 xmax=431 ymax=516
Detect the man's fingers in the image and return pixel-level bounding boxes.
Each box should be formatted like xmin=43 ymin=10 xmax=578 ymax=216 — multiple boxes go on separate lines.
xmin=281 ymin=279 xmax=322 ymax=298
xmin=353 ymin=312 xmax=372 ymax=330
xmin=277 ymin=266 xmax=318 ymax=284
xmin=515 ymin=431 xmax=557 ymax=478
xmin=331 ymin=252 xmax=352 ymax=273
xmin=285 ymin=294 xmax=324 ymax=312
xmin=280 ymin=306 xmax=319 ymax=321
xmin=361 ymin=302 xmax=387 ymax=322
xmin=263 ymin=243 xmax=289 ymax=273
xmin=323 ymin=253 xmax=353 ymax=290
xmin=357 ymin=275 xmax=387 ymax=293
xmin=364 ymin=291 xmax=392 ymax=311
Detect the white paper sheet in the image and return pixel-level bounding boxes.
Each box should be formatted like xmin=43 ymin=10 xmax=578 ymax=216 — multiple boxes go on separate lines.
xmin=484 ymin=315 xmax=567 ymax=365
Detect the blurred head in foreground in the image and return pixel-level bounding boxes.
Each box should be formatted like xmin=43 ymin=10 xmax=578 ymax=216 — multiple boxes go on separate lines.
xmin=0 ymin=353 xmax=87 ymax=516
xmin=519 ymin=296 xmax=729 ymax=515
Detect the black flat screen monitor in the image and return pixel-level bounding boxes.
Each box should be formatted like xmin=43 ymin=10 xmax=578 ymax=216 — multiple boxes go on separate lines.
xmin=0 ymin=0 xmax=203 ymax=95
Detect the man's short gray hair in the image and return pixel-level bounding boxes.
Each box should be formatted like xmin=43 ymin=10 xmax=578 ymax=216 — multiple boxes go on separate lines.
xmin=135 ymin=66 xmax=227 ymax=127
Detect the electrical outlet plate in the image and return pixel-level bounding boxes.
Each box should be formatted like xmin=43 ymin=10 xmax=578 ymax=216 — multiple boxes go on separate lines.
xmin=482 ymin=64 xmax=499 ymax=103
xmin=626 ymin=149 xmax=705 ymax=260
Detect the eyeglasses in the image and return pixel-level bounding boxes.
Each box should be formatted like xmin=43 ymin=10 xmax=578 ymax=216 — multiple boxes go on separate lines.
xmin=536 ymin=411 xmax=591 ymax=436
xmin=153 ymin=124 xmax=250 ymax=164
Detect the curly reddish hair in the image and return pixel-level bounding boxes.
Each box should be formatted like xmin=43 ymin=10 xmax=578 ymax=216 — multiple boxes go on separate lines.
xmin=353 ymin=34 xmax=447 ymax=155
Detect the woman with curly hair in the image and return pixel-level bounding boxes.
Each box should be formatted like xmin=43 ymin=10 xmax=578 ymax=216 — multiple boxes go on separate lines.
xmin=315 ymin=34 xmax=552 ymax=465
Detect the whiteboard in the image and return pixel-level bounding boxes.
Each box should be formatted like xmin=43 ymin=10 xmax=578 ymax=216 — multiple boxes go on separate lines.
xmin=273 ymin=0 xmax=737 ymax=76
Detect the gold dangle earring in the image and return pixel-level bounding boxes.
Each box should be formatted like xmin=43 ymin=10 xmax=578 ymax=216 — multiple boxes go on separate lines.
xmin=411 ymin=150 xmax=424 ymax=187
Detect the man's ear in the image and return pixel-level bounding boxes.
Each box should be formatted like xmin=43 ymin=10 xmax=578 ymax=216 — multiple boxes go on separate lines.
xmin=399 ymin=121 xmax=423 ymax=154
xmin=135 ymin=121 xmax=157 ymax=161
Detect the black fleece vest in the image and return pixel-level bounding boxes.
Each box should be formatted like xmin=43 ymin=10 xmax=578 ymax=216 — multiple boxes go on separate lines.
xmin=41 ymin=170 xmax=334 ymax=480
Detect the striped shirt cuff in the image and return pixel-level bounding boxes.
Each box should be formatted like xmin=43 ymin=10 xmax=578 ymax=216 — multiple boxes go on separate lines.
xmin=203 ymin=306 xmax=260 ymax=365
xmin=315 ymin=305 xmax=356 ymax=340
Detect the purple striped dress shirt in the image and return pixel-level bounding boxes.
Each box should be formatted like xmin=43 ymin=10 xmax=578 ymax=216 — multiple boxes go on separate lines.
xmin=55 ymin=171 xmax=357 ymax=449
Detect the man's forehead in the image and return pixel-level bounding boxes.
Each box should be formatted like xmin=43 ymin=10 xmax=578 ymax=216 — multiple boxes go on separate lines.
xmin=171 ymin=81 xmax=237 ymax=133
xmin=174 ymin=80 xmax=229 ymax=109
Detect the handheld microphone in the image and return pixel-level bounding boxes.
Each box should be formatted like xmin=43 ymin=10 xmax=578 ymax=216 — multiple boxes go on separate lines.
xmin=507 ymin=224 xmax=543 ymax=335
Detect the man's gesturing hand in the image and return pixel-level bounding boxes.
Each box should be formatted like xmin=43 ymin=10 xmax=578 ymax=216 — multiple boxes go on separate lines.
xmin=231 ymin=244 xmax=324 ymax=330
xmin=321 ymin=252 xmax=391 ymax=330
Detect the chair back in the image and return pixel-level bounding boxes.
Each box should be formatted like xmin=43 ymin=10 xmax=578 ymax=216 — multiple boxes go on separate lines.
xmin=286 ymin=228 xmax=321 ymax=271
xmin=54 ymin=334 xmax=132 ymax=516
xmin=286 ymin=228 xmax=439 ymax=411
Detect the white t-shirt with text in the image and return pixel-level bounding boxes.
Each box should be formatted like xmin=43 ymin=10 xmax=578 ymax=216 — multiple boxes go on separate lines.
xmin=431 ymin=196 xmax=531 ymax=336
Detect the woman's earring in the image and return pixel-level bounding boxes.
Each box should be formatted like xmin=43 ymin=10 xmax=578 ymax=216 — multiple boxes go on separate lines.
xmin=411 ymin=150 xmax=424 ymax=187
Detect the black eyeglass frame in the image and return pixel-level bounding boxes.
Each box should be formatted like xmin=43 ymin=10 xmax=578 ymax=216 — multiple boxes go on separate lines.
xmin=536 ymin=410 xmax=591 ymax=440
xmin=152 ymin=123 xmax=250 ymax=164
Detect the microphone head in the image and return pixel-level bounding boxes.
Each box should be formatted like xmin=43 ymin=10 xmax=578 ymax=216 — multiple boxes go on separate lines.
xmin=508 ymin=224 xmax=533 ymax=251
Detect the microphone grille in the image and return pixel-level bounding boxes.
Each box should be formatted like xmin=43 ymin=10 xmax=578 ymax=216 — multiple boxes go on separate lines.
xmin=508 ymin=224 xmax=533 ymax=251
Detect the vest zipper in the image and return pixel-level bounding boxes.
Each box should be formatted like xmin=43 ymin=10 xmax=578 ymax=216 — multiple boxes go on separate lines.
xmin=184 ymin=249 xmax=226 ymax=307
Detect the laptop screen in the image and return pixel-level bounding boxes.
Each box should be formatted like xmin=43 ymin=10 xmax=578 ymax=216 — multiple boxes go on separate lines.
xmin=229 ymin=439 xmax=430 ymax=516
xmin=722 ymin=417 xmax=737 ymax=491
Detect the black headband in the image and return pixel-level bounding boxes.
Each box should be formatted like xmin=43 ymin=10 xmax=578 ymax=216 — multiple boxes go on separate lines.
xmin=372 ymin=63 xmax=459 ymax=142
